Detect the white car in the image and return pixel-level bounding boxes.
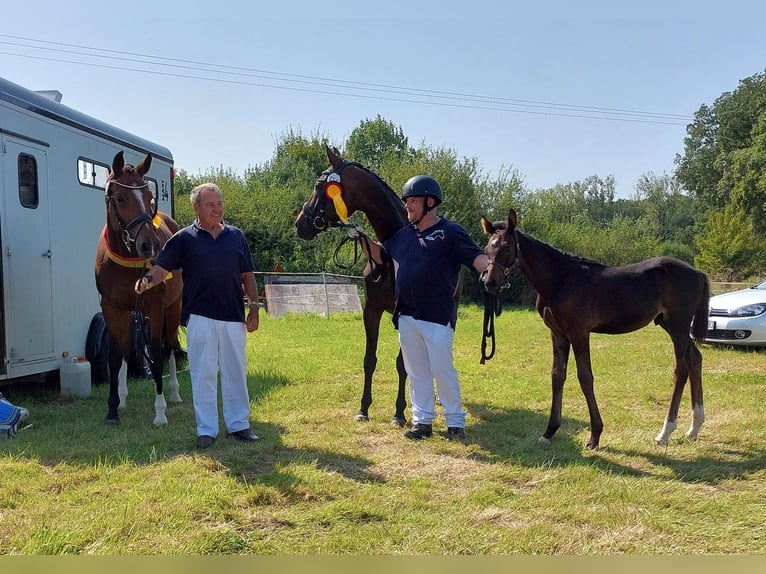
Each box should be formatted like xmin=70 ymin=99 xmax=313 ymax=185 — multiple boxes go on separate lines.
xmin=704 ymin=280 xmax=766 ymax=346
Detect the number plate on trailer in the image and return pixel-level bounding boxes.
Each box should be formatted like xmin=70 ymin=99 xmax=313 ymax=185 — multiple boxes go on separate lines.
xmin=708 ymin=321 xmax=715 ymax=330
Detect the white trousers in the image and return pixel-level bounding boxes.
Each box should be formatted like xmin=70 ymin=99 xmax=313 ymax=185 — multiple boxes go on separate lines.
xmin=397 ymin=315 xmax=466 ymax=428
xmin=186 ymin=314 xmax=251 ymax=437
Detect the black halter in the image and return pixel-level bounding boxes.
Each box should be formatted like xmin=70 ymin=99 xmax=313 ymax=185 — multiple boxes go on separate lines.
xmin=484 ymin=229 xmax=520 ymax=292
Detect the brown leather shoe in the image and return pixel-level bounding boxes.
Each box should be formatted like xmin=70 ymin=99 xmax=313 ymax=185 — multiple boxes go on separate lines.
xmin=227 ymin=428 xmax=260 ymax=442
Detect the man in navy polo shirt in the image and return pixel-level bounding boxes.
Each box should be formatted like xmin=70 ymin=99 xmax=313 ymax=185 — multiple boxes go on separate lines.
xmin=135 ymin=183 xmax=260 ymax=449
xmin=354 ymin=175 xmax=489 ymax=441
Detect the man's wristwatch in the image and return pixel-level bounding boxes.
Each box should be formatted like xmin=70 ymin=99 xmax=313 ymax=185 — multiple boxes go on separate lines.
xmin=248 ymin=301 xmax=261 ymax=309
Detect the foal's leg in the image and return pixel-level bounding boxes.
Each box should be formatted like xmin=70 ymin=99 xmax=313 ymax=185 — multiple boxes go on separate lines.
xmin=540 ymin=332 xmax=570 ymax=445
xmin=655 ymin=334 xmax=691 ymax=445
xmin=685 ymin=342 xmax=704 ymax=440
xmin=357 ymin=303 xmax=382 ymax=423
xmin=571 ymin=336 xmax=603 ymax=449
xmin=394 ymin=349 xmax=408 ymax=427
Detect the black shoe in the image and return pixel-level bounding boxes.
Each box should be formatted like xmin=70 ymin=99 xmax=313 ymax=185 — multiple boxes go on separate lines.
xmin=446 ymin=427 xmax=466 ymax=441
xmin=197 ymin=435 xmax=215 ymax=449
xmin=404 ymin=423 xmax=433 ymax=440
xmin=227 ymin=428 xmax=260 ymax=442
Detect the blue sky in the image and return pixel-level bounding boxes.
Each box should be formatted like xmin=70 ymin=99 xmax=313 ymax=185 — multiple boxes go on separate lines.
xmin=2 ymin=1 xmax=765 ymax=198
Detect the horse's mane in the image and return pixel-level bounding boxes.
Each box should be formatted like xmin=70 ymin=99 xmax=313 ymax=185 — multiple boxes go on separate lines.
xmin=363 ymin=167 xmax=406 ymax=214
xmin=493 ymin=220 xmax=607 ymax=270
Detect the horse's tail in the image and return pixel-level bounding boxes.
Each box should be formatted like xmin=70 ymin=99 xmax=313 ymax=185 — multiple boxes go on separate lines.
xmin=691 ymin=273 xmax=711 ymax=341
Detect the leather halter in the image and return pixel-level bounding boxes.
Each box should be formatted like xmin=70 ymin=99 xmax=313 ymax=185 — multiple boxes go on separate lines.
xmin=104 ymin=178 xmax=157 ymax=252
xmin=484 ymin=228 xmax=520 ymax=291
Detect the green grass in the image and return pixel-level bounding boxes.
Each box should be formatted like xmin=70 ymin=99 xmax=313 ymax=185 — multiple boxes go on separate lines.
xmin=1 ymin=306 xmax=765 ymax=554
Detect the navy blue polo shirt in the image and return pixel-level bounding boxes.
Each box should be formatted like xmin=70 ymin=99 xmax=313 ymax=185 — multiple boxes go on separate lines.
xmin=155 ymin=222 xmax=255 ymax=326
xmin=382 ymin=218 xmax=484 ymax=329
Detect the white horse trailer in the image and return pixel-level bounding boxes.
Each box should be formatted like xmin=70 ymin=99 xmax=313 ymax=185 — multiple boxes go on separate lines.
xmin=0 ymin=76 xmax=174 ymax=387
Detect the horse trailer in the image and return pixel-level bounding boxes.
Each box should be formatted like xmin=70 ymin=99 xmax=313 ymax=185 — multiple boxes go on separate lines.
xmin=0 ymin=76 xmax=175 ymax=388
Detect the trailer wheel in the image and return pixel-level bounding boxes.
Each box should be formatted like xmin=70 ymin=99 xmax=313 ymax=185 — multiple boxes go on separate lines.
xmin=85 ymin=313 xmax=109 ymax=386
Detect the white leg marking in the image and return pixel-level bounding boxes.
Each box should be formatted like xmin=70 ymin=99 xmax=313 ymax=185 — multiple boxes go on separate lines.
xmin=118 ymin=360 xmax=128 ymax=409
xmin=655 ymin=418 xmax=677 ymax=445
xmin=153 ymin=393 xmax=168 ymax=427
xmin=538 ymin=435 xmax=552 ymax=446
xmin=686 ymin=404 xmax=705 ymax=440
xmin=166 ymin=352 xmax=182 ymax=403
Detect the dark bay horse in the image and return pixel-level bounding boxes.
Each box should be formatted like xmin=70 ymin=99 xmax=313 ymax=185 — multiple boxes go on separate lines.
xmin=95 ymin=151 xmax=183 ymax=427
xmin=480 ymin=208 xmax=710 ymax=449
xmin=295 ymin=146 xmax=410 ymax=426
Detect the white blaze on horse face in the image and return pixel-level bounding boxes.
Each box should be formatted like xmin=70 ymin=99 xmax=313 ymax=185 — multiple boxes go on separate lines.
xmin=132 ymin=188 xmax=149 ymax=213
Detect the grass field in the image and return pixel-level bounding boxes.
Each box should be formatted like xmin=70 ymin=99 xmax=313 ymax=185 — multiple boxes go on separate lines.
xmin=1 ymin=306 xmax=764 ymax=554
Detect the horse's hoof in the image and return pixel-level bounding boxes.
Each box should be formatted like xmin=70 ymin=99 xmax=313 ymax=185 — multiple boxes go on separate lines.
xmin=391 ymin=417 xmax=407 ymax=428
xmin=537 ymin=436 xmax=551 ymax=446
xmin=654 ymin=434 xmax=669 ymax=446
xmin=105 ymin=418 xmax=120 ymax=426
xmin=586 ymin=442 xmax=599 ymax=450
xmin=354 ymin=413 xmax=369 ymax=422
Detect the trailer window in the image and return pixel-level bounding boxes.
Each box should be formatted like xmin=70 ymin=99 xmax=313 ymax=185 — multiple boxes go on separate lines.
xmin=18 ymin=154 xmax=38 ymax=208
xmin=77 ymin=158 xmax=158 ymax=199
xmin=78 ymin=158 xmax=109 ymax=189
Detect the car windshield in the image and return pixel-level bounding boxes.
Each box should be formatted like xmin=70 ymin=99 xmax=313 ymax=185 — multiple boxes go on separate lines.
xmin=754 ymin=281 xmax=766 ymax=290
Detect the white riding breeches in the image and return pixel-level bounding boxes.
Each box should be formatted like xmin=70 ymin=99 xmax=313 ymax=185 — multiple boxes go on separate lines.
xmin=397 ymin=315 xmax=466 ymax=428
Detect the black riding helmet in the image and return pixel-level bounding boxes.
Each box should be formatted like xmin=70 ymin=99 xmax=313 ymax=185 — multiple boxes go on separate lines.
xmin=401 ymin=175 xmax=443 ymax=208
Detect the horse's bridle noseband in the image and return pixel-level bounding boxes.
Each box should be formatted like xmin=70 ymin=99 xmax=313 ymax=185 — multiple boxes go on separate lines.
xmin=105 ymin=179 xmax=158 ymax=251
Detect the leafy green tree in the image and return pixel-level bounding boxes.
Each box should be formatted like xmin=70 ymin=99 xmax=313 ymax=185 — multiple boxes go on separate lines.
xmin=676 ymin=70 xmax=766 ymax=216
xmin=632 ymin=171 xmax=697 ymax=248
xmin=695 ymin=203 xmax=766 ymax=280
xmin=723 ymin=112 xmax=766 ymax=234
xmin=476 ymin=165 xmax=526 ymax=223
xmin=344 ymin=115 xmax=411 ymax=172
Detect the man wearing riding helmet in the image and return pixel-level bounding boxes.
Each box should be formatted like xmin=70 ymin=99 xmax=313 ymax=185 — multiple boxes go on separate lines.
xmin=352 ymin=175 xmax=489 ymax=440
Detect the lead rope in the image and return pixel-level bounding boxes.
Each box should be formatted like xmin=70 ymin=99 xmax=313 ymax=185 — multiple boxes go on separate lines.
xmin=333 ymin=225 xmax=386 ymax=283
xmin=480 ymin=291 xmax=502 ymax=364
xmin=134 ymin=264 xmax=156 ymax=374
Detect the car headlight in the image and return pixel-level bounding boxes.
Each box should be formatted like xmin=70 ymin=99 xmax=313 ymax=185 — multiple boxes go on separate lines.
xmin=731 ymin=303 xmax=766 ymax=317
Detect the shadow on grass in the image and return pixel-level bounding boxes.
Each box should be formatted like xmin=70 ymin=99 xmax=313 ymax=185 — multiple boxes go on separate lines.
xmin=0 ymin=368 xmax=381 ymax=491
xmin=3 ymin=369 xmax=763 ymax=493
xmin=463 ymin=400 xmax=765 ymax=486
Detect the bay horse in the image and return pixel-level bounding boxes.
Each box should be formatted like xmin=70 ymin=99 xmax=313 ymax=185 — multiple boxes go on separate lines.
xmin=94 ymin=151 xmax=183 ymax=427
xmin=480 ymin=208 xmax=710 ymax=449
xmin=295 ymin=146 xmax=410 ymax=426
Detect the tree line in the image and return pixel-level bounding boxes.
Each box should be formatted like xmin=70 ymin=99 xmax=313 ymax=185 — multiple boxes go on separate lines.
xmin=172 ymin=70 xmax=766 ymax=306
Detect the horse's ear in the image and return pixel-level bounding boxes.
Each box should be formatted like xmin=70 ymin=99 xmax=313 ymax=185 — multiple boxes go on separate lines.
xmin=111 ymin=151 xmax=125 ymax=177
xmin=136 ymin=153 xmax=152 ymax=177
xmin=481 ymin=215 xmax=495 ymax=235
xmin=507 ymin=208 xmax=518 ymax=231
xmin=327 ymin=145 xmax=343 ymax=169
